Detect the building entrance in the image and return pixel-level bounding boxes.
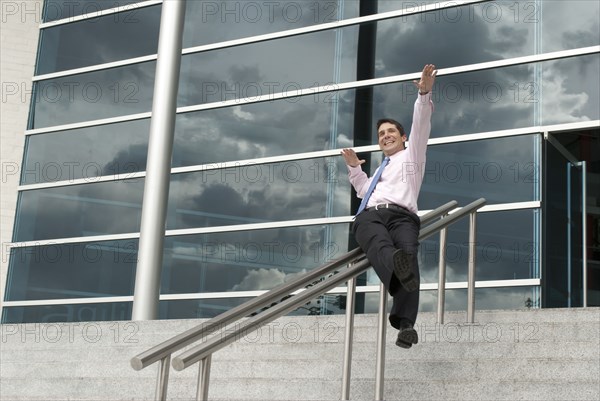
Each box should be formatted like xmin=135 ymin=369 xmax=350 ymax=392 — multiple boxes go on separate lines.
xmin=543 ymin=129 xmax=599 ymax=307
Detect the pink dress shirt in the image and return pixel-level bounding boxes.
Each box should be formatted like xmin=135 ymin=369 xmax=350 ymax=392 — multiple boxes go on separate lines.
xmin=347 ymin=93 xmax=434 ymax=214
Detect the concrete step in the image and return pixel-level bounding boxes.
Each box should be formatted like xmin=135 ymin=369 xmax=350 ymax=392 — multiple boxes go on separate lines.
xmin=0 ymin=308 xmax=598 ymax=401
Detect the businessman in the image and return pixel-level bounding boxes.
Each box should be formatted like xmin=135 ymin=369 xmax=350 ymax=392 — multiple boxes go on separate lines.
xmin=341 ymin=64 xmax=436 ymax=348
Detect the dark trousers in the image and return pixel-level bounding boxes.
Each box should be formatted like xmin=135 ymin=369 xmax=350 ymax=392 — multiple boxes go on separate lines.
xmin=352 ymin=208 xmax=420 ymax=330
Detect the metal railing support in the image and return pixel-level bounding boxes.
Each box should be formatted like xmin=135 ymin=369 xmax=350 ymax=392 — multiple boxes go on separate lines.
xmin=341 ymin=276 xmax=357 ymax=400
xmin=467 ymin=212 xmax=477 ymax=323
xmin=155 ymin=355 xmax=170 ymax=401
xmin=196 ymin=355 xmax=212 ymax=401
xmin=374 ymin=283 xmax=387 ymax=401
xmin=437 ymin=216 xmax=448 ymax=324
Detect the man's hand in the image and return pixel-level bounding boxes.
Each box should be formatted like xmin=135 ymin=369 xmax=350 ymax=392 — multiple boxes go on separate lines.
xmin=413 ymin=64 xmax=437 ymax=94
xmin=341 ymin=148 xmax=366 ymax=168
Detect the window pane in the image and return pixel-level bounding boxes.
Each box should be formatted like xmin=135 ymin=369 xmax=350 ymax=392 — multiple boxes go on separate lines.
xmin=182 ymin=0 xmax=346 ymax=48
xmin=541 ymin=54 xmax=600 ymax=126
xmin=14 ymin=179 xmax=144 ymax=241
xmin=542 ymin=0 xmax=600 ymax=53
xmin=374 ymin=67 xmax=537 ymax=138
xmin=43 ymin=0 xmax=141 ymax=22
xmin=159 ymin=298 xmax=252 ymax=320
xmin=160 ymin=224 xmax=350 ymax=294
xmin=1 ymin=302 xmax=132 ymax=323
xmin=5 ymin=240 xmax=138 ymax=301
xmin=419 ymin=209 xmax=539 ymax=283
xmin=167 ymin=157 xmax=351 ymax=229
xmin=177 ymin=28 xmax=351 ymax=108
xmin=30 ymin=61 xmax=155 ymax=128
xmin=37 ymin=5 xmax=160 ymax=74
xmin=172 ymin=91 xmax=356 ymax=167
xmin=416 ymin=286 xmax=539 ymax=314
xmin=22 ymin=119 xmax=150 ymax=184
xmin=374 ymin=1 xmax=536 ymax=78
xmin=419 ymin=135 xmax=539 ymax=209
xmin=363 ymin=209 xmax=539 ymax=286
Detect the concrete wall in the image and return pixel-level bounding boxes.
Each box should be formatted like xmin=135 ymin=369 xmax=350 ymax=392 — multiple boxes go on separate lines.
xmin=0 ymin=0 xmax=43 ymax=314
xmin=1 ymin=308 xmax=598 ymax=401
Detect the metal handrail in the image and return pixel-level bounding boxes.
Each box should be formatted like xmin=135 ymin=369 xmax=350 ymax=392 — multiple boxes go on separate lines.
xmin=131 ymin=200 xmax=457 ymax=371
xmin=173 ymin=257 xmax=372 ymax=370
xmin=131 ymin=248 xmax=363 ymax=370
xmin=172 ymin=198 xmax=485 ymax=367
xmin=131 ymin=199 xmax=487 ymax=401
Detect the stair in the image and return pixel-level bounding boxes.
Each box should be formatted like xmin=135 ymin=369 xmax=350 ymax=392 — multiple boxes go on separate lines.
xmin=1 ymin=307 xmax=598 ymax=400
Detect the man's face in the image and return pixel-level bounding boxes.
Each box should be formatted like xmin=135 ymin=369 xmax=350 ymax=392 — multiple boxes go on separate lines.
xmin=378 ymin=122 xmax=407 ymax=156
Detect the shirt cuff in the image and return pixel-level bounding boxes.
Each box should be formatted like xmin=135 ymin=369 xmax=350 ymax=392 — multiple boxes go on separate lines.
xmin=347 ymin=164 xmax=362 ymax=174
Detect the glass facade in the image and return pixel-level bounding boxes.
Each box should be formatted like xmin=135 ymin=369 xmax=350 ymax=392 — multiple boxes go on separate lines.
xmin=3 ymin=0 xmax=599 ymax=323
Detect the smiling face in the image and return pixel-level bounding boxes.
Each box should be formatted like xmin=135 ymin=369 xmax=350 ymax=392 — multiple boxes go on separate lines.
xmin=378 ymin=122 xmax=407 ymax=156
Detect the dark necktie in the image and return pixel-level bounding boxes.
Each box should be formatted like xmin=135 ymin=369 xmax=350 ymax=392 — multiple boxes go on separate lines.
xmin=356 ymin=156 xmax=390 ymax=215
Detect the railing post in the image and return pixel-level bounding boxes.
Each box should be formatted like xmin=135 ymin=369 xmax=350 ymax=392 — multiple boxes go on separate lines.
xmin=155 ymin=355 xmax=171 ymax=401
xmin=374 ymin=283 xmax=387 ymax=401
xmin=467 ymin=212 xmax=477 ymax=323
xmin=196 ymin=355 xmax=212 ymax=401
xmin=437 ymin=214 xmax=448 ymax=324
xmin=341 ymin=275 xmax=357 ymax=400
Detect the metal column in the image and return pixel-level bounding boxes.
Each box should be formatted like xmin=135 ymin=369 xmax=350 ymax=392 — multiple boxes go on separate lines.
xmin=132 ymin=0 xmax=187 ymax=320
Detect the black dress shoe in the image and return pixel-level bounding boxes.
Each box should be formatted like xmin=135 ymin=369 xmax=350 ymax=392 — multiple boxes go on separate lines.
xmin=395 ymin=320 xmax=418 ymax=349
xmin=392 ymin=249 xmax=419 ymax=292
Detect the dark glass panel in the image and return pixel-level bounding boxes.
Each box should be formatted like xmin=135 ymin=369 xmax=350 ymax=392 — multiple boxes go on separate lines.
xmin=159 ymin=294 xmax=345 ymax=320
xmin=30 ymin=61 xmax=155 ymax=128
xmin=541 ymin=54 xmax=600 ymax=126
xmin=37 ymin=5 xmax=160 ymax=74
xmin=373 ymin=67 xmax=537 ymax=139
xmin=14 ymin=179 xmax=144 ymax=241
xmin=419 ymin=135 xmax=539 ymax=209
xmin=22 ymin=119 xmax=150 ymax=184
xmin=177 ymin=27 xmax=354 ymax=108
xmin=166 ymin=157 xmax=352 ymax=229
xmin=159 ymin=298 xmax=252 ymax=320
xmin=5 ymin=239 xmax=138 ymax=301
xmin=183 ymin=0 xmax=347 ymax=47
xmin=43 ymin=0 xmax=140 ymax=22
xmin=374 ymin=1 xmax=536 ymax=78
xmin=172 ymin=90 xmax=357 ymax=167
xmin=160 ymin=224 xmax=350 ymax=294
xmin=1 ymin=302 xmax=132 ymax=323
xmin=475 ymin=286 xmax=540 ymax=310
xmin=360 ymin=209 xmax=538 ymax=286
xmin=419 ymin=209 xmax=539 ymax=284
xmin=543 ymin=139 xmax=584 ymax=308
xmin=416 ymin=286 xmax=539 ymax=315
xmin=542 ymin=0 xmax=600 ymax=52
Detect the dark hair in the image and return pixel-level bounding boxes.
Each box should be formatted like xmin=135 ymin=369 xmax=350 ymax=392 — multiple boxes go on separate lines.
xmin=376 ymin=118 xmax=406 ymax=137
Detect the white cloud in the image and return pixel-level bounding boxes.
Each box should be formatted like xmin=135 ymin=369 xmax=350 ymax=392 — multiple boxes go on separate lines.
xmin=232 ymin=105 xmax=255 ymax=121
xmin=232 ymin=267 xmax=308 ymax=291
